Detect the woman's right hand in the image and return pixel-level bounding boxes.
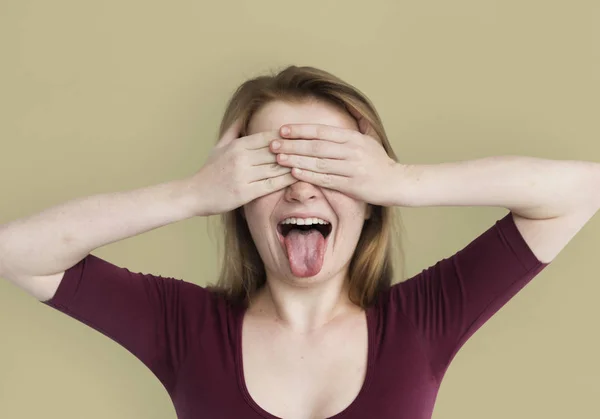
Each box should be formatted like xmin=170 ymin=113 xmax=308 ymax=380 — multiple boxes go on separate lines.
xmin=187 ymin=119 xmax=297 ymax=217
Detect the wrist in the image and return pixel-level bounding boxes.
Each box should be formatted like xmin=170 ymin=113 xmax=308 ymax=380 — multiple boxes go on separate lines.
xmin=173 ymin=176 xmax=207 ymax=218
xmin=393 ymin=163 xmax=417 ymax=207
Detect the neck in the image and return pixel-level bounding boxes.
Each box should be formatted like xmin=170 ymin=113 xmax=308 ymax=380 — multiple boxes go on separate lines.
xmin=249 ymin=273 xmax=360 ymax=334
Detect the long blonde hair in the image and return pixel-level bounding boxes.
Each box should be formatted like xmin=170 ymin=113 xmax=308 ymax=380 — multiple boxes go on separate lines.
xmin=206 ymin=66 xmax=405 ymax=308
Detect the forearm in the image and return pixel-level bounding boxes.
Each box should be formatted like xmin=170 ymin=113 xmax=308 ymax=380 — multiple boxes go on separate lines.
xmin=398 ymin=155 xmax=600 ymax=219
xmin=0 ymin=177 xmax=197 ymax=278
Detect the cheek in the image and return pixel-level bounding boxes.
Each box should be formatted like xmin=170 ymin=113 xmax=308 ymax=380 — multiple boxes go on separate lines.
xmin=324 ymin=191 xmax=367 ymax=218
xmin=243 ymin=195 xmax=278 ymax=230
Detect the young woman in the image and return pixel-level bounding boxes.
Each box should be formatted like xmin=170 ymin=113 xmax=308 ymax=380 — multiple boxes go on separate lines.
xmin=1 ymin=66 xmax=598 ymax=419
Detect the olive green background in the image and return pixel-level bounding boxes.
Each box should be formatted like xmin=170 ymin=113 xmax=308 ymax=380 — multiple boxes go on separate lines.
xmin=1 ymin=0 xmax=598 ymax=418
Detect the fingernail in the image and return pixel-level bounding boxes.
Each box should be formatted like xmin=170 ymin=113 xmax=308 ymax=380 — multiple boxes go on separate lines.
xmin=271 ymin=141 xmax=280 ymax=150
xmin=279 ymin=153 xmax=287 ymax=161
xmin=281 ymin=126 xmax=290 ymax=136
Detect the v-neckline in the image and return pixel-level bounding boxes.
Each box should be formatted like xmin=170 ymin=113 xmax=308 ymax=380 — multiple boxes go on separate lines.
xmin=234 ymin=301 xmax=376 ymax=419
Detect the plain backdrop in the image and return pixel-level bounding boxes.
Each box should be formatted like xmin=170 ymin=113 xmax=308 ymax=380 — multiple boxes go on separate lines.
xmin=1 ymin=0 xmax=599 ymax=418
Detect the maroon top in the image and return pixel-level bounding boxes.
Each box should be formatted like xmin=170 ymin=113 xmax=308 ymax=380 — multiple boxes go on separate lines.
xmin=42 ymin=212 xmax=549 ymax=418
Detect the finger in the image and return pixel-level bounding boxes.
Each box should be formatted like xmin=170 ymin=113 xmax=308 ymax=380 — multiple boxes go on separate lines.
xmin=249 ymin=172 xmax=298 ymax=196
xmin=251 ymin=162 xmax=292 ymax=182
xmin=242 ymin=130 xmax=284 ymax=150
xmin=270 ymin=139 xmax=347 ymax=159
xmin=276 ymin=154 xmax=354 ymax=177
xmin=280 ymin=124 xmax=356 ymax=144
xmin=290 ymin=167 xmax=350 ymax=191
xmin=216 ymin=118 xmax=244 ymax=148
xmin=247 ymin=145 xmax=279 ymax=167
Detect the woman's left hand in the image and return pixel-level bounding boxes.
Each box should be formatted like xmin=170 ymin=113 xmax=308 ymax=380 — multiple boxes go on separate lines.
xmin=270 ymin=123 xmax=405 ymax=206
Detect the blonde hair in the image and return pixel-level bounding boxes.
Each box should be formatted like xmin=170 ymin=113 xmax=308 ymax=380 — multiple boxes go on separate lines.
xmin=206 ymin=66 xmax=405 ymax=309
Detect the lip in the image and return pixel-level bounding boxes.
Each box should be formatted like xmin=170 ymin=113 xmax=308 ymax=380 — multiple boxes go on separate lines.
xmin=275 ymin=212 xmax=333 ymax=241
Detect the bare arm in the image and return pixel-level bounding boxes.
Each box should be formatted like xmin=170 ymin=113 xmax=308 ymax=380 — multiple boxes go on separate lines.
xmin=395 ymin=156 xmax=600 ymax=263
xmin=0 ymin=176 xmax=199 ymax=296
xmin=0 ymin=123 xmax=288 ymax=301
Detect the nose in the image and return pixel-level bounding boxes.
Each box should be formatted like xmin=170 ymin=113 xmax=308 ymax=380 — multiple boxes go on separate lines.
xmin=284 ymin=180 xmax=320 ymax=203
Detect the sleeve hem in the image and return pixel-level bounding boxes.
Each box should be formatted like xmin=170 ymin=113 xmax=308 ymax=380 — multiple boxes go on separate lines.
xmin=497 ymin=211 xmax=550 ymax=271
xmin=41 ymin=254 xmax=91 ymax=309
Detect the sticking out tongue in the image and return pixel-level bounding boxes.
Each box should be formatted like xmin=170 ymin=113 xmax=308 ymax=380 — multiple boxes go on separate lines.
xmin=284 ymin=228 xmax=326 ymax=277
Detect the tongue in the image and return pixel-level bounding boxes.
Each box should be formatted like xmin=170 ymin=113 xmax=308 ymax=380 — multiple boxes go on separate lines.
xmin=284 ymin=229 xmax=326 ymax=277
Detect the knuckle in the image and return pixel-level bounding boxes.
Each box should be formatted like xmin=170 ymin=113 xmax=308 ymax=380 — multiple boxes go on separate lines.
xmin=264 ymin=176 xmax=275 ymax=190
xmin=316 ymin=158 xmax=327 ymax=171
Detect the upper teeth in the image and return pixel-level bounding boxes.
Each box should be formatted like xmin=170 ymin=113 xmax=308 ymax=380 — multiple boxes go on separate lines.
xmin=281 ymin=217 xmax=329 ymax=225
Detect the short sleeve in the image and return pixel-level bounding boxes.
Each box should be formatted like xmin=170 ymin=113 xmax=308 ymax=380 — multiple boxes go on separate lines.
xmin=41 ymin=253 xmax=212 ymax=393
xmin=389 ymin=211 xmax=550 ymax=381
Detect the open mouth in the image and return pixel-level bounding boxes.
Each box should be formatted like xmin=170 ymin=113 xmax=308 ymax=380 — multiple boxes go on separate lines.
xmin=277 ymin=223 xmax=333 ymax=239
xmin=275 ymin=221 xmax=333 ymax=276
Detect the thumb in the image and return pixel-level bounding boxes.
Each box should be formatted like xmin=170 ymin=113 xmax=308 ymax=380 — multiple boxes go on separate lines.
xmin=217 ymin=118 xmax=244 ymax=148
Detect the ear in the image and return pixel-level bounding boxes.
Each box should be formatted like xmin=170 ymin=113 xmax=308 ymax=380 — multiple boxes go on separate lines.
xmin=345 ymin=104 xmax=378 ymax=139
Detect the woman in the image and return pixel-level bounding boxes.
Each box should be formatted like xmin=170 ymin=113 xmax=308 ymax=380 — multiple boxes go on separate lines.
xmin=1 ymin=66 xmax=598 ymax=419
